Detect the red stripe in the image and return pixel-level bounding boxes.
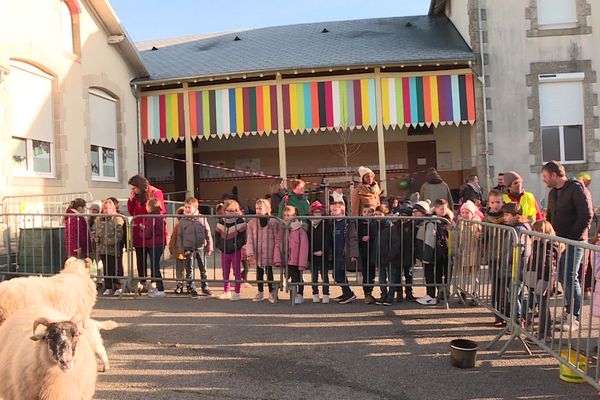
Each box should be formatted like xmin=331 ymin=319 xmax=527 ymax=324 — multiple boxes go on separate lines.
xmin=402 ymin=78 xmax=411 ymax=125
xmin=466 ymin=74 xmax=476 ymax=121
xmin=242 ymin=87 xmax=250 ymax=133
xmin=189 ymin=93 xmax=197 ymax=137
xmin=311 ymin=82 xmax=319 ymax=129
xmin=282 ymin=84 xmax=290 ymax=130
xmin=325 ymin=81 xmax=333 ymax=127
xmin=159 ymin=95 xmax=166 ymax=140
xmin=270 ymin=85 xmax=278 ymax=130
xmin=177 ymin=93 xmax=185 ymax=138
xmin=140 ymin=96 xmax=148 ymax=140
xmin=353 ymin=80 xmax=362 ymax=126
xmin=256 ymin=86 xmax=264 ymax=131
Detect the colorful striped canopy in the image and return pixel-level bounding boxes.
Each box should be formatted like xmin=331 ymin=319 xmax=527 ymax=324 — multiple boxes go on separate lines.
xmin=282 ymin=79 xmax=376 ymax=133
xmin=140 ymin=93 xmax=185 ymax=143
xmin=189 ymin=85 xmax=277 ymax=139
xmin=381 ymin=73 xmax=476 ymax=127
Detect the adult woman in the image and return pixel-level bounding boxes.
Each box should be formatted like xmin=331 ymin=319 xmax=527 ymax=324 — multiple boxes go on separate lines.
xmin=351 ymin=166 xmax=382 ymax=216
xmin=127 ymin=174 xmax=166 ymax=291
xmin=269 ymin=178 xmax=286 ymax=216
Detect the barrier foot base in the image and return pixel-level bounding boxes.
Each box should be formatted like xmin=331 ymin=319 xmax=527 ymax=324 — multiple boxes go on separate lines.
xmin=498 ymin=330 xmax=533 ymax=357
xmin=487 ymin=324 xmax=510 ymax=350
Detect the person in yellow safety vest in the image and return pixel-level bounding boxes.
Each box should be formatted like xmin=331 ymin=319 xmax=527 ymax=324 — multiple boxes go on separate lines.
xmin=501 ymin=171 xmax=543 ymax=223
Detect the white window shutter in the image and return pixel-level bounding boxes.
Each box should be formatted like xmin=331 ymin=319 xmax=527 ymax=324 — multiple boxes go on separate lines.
xmin=537 ymin=0 xmax=577 ymax=26
xmin=539 ymin=80 xmax=583 ymax=127
xmin=89 ymin=90 xmax=118 ymax=150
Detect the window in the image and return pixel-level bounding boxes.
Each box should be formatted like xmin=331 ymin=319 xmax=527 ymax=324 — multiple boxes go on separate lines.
xmin=9 ymin=61 xmax=55 ymax=177
xmin=89 ymin=89 xmax=118 ymax=180
xmin=539 ymin=72 xmax=584 ymax=163
xmin=60 ymin=1 xmax=74 ymax=53
xmin=537 ymin=0 xmax=577 ymax=28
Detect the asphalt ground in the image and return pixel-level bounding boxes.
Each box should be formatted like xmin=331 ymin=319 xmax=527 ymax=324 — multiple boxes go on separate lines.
xmin=92 ymin=282 xmax=600 ymax=400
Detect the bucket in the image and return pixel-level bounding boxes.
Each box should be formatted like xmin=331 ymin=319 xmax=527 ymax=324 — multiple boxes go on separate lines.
xmin=559 ymin=349 xmax=587 ymax=383
xmin=450 ymin=339 xmax=479 ymax=368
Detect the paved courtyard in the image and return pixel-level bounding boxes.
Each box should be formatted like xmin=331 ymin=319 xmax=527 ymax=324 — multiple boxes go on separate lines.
xmin=92 ymin=286 xmax=599 ymax=400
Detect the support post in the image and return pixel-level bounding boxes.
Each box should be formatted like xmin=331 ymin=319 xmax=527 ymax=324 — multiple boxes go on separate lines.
xmin=275 ymin=73 xmax=287 ymax=180
xmin=182 ymin=83 xmax=194 ymax=198
xmin=374 ymin=68 xmax=387 ymax=194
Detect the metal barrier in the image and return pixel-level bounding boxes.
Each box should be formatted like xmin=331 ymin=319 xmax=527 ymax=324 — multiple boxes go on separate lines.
xmin=1 ymin=192 xmax=93 ymax=215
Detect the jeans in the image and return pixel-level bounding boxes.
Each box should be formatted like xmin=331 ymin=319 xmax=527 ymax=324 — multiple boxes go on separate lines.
xmin=257 ymin=265 xmax=274 ymax=293
xmin=380 ymin=265 xmax=400 ymax=301
xmin=558 ymin=244 xmax=584 ymax=320
xmin=359 ymin=243 xmax=375 ymax=295
xmin=176 ymin=250 xmax=208 ymax=290
xmin=148 ymin=246 xmax=164 ymax=291
xmin=287 ymin=265 xmax=304 ymax=296
xmin=222 ymin=250 xmax=242 ymax=294
xmin=311 ymin=256 xmax=329 ymax=295
xmin=400 ymin=264 xmax=414 ymax=297
xmin=334 ymin=253 xmax=354 ymax=297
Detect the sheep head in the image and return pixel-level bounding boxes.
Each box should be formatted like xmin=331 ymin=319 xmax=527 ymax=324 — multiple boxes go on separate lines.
xmin=61 ymin=257 xmax=93 ymax=276
xmin=30 ymin=316 xmax=83 ymax=372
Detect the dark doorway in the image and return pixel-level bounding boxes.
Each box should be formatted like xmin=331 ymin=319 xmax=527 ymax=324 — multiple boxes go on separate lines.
xmin=407 ymin=140 xmax=437 ymax=192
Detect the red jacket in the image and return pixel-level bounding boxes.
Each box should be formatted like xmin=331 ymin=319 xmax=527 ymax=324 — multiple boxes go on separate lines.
xmin=127 ymin=185 xmax=166 ymax=248
xmin=140 ymin=214 xmax=167 ymax=248
xmin=64 ymin=209 xmax=90 ymax=257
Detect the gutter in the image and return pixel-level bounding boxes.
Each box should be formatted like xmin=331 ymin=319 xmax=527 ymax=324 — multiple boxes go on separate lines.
xmin=477 ymin=0 xmax=491 ymax=192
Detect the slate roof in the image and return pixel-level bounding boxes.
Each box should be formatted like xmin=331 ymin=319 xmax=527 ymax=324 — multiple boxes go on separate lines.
xmin=136 ymin=14 xmax=473 ymax=83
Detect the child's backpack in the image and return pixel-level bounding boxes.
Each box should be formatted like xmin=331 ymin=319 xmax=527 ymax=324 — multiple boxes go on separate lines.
xmin=435 ymin=220 xmax=449 ymax=255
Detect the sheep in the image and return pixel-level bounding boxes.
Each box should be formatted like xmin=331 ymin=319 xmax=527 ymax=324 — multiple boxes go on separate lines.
xmin=84 ymin=318 xmax=118 ymax=372
xmin=0 ymin=308 xmax=97 ymax=400
xmin=0 ymin=257 xmax=97 ymax=325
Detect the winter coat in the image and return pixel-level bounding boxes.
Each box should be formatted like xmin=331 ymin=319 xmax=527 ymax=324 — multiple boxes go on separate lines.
xmin=64 ymin=209 xmax=91 ymax=258
xmin=215 ymin=217 xmax=247 ymax=254
xmin=246 ymin=217 xmax=279 ymax=267
xmin=127 ymin=185 xmax=166 ymax=248
xmin=546 ymin=179 xmax=593 ymax=241
xmin=371 ymin=220 xmax=400 ymax=268
xmin=351 ymin=183 xmax=382 ymax=216
xmin=420 ymin=181 xmax=454 ymax=210
xmin=139 ymin=214 xmax=167 ymax=248
xmin=308 ymin=220 xmax=332 ymax=270
xmin=270 ymin=190 xmax=286 ymax=218
xmin=457 ymin=219 xmax=482 ymax=271
xmin=274 ymin=220 xmax=309 ymax=270
xmin=524 ymin=240 xmax=559 ymax=291
xmin=90 ymin=215 xmax=124 ymax=255
xmin=396 ymin=220 xmax=416 ymax=268
xmin=462 ymin=183 xmax=483 ymax=205
xmin=278 ymin=192 xmax=310 ymax=218
xmin=329 ymin=219 xmax=359 ymax=270
xmin=594 ymin=251 xmax=600 ymax=317
xmin=501 ymin=222 xmax=531 ymax=279
xmin=177 ymin=214 xmax=213 ymax=255
xmin=415 ymin=219 xmax=437 ymax=264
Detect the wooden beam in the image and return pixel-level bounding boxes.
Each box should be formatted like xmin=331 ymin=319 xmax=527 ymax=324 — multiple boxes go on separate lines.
xmin=182 ymin=83 xmax=194 ymax=198
xmin=275 ymin=73 xmax=287 ymax=179
xmin=374 ymin=67 xmax=387 ymax=195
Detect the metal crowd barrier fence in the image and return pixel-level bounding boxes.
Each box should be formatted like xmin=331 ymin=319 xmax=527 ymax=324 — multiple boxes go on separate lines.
xmin=1 ymin=192 xmax=93 ymax=215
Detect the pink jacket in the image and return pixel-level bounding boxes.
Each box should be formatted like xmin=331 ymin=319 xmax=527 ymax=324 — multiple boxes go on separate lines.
xmin=65 ymin=209 xmax=90 ymax=257
xmin=274 ymin=220 xmax=309 ymax=270
xmin=594 ymin=251 xmax=600 ymax=317
xmin=245 ymin=217 xmax=279 ymax=267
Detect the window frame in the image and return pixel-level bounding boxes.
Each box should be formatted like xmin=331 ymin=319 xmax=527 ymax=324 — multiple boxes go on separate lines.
xmin=60 ymin=1 xmax=74 ymax=54
xmin=89 ymin=88 xmax=119 ymax=182
xmin=12 ymin=137 xmax=56 ymax=178
xmin=91 ymin=145 xmax=119 ymax=182
xmin=536 ymin=0 xmax=578 ymax=29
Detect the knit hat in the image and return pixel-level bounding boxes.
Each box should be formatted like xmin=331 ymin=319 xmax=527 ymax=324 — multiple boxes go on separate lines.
xmin=503 ymin=171 xmax=522 ymax=187
xmin=308 ymin=200 xmax=325 ymax=215
xmin=460 ymin=200 xmax=479 ymax=217
xmin=413 ymin=200 xmax=431 ymax=214
xmin=88 ymin=200 xmax=102 ymax=212
xmin=398 ymin=201 xmax=413 ymax=215
xmin=358 ymin=166 xmax=375 ymax=180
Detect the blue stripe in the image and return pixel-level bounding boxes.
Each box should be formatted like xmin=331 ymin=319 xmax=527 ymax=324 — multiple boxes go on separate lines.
xmin=228 ymin=88 xmax=237 ymax=133
xmin=409 ymin=77 xmax=418 ymax=123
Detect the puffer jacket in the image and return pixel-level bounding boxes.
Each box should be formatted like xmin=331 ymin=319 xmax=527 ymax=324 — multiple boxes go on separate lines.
xmin=215 ymin=217 xmax=247 ymax=254
xmin=177 ymin=213 xmax=213 ymax=254
xmin=90 ymin=215 xmax=124 ymax=255
xmin=415 ymin=219 xmax=437 ymax=264
xmin=140 ymin=214 xmax=166 ymax=248
xmin=274 ymin=220 xmax=309 ymax=270
xmin=246 ymin=217 xmax=279 ymax=266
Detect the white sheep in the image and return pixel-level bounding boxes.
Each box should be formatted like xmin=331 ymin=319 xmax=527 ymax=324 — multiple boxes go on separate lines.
xmin=0 ymin=257 xmax=97 ymax=325
xmin=84 ymin=318 xmax=118 ymax=372
xmin=0 ymin=308 xmax=97 ymax=400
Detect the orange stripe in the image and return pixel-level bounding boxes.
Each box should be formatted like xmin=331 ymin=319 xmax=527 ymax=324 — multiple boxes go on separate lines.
xmin=423 ymin=76 xmax=432 ymax=123
xmin=188 ymin=92 xmax=197 ymax=136
xmin=256 ymin=86 xmax=264 ymax=131
xmin=466 ymin=74 xmax=476 ymax=121
xmin=140 ymin=96 xmax=148 ymax=140
xmin=311 ymin=82 xmax=319 ymax=129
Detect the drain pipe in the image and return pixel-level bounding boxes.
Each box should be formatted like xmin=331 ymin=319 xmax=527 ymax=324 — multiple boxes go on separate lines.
xmin=477 ymin=0 xmax=491 ymax=192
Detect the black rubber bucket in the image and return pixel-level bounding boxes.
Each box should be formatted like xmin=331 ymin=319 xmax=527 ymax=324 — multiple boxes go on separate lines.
xmin=450 ymin=339 xmax=479 ymax=368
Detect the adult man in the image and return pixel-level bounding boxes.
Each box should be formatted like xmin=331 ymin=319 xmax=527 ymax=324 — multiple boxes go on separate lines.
xmin=502 ymin=171 xmax=542 ymax=223
xmin=493 ymin=173 xmax=506 ymax=192
xmin=462 ymin=175 xmax=484 ymax=206
xmin=542 ymin=161 xmax=593 ymax=330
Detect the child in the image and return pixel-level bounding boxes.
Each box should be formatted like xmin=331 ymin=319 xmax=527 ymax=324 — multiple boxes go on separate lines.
xmin=358 ymin=205 xmax=377 ymax=304
xmin=215 ymin=200 xmax=247 ymax=301
xmin=176 ymin=197 xmax=214 ymax=297
xmin=413 ymin=200 xmax=438 ymax=306
xmin=484 ymin=190 xmax=507 ymax=326
xmin=395 ymin=203 xmax=416 ymax=302
xmin=525 ymin=220 xmax=559 ymax=342
xmin=91 ymin=199 xmax=124 ymax=296
xmin=168 ymin=207 xmax=186 ymax=293
xmin=274 ymin=205 xmax=309 ymax=304
xmin=373 ymin=206 xmax=400 ymax=306
xmin=307 ymin=201 xmax=332 ymax=303
xmin=108 ymin=197 xmax=125 ymax=294
xmin=433 ymin=199 xmax=454 ymax=302
xmin=457 ymin=200 xmax=482 ymax=306
xmin=140 ymin=198 xmax=167 ymax=298
xmin=64 ymin=198 xmax=91 ymax=259
xmin=246 ymin=198 xmax=279 ymax=303
xmin=329 ymin=201 xmax=359 ymax=304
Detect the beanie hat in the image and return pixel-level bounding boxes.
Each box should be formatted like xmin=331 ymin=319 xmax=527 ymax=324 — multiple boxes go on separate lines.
xmin=503 ymin=171 xmax=522 ymax=187
xmin=88 ymin=200 xmax=102 ymax=212
xmin=413 ymin=199 xmax=431 ymax=214
xmin=460 ymin=200 xmax=479 ymax=216
xmin=358 ymin=166 xmax=375 ymax=180
xmin=398 ymin=201 xmax=413 ymax=215
xmin=308 ymin=200 xmax=325 ymax=215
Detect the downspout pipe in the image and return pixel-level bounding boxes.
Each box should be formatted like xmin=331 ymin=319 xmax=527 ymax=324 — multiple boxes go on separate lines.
xmin=477 ymin=0 xmax=491 ymax=192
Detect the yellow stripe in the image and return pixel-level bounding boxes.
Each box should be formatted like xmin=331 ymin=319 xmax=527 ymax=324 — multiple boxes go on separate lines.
xmin=381 ymin=78 xmax=390 ymax=125
xmin=430 ymin=76 xmax=439 ymax=123
xmin=290 ymin=83 xmax=298 ymax=130
xmin=170 ymin=94 xmax=179 ymax=139
xmin=361 ymin=79 xmax=370 ymax=125
xmin=263 ymin=86 xmax=271 ymax=131
xmin=235 ymin=87 xmax=244 ymax=136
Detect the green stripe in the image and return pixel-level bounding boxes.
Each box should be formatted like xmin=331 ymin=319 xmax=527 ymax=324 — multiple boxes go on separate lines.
xmin=202 ymin=91 xmax=210 ymax=135
xmin=339 ymin=80 xmax=348 ymax=127
xmin=416 ymin=76 xmax=424 ymax=122
xmin=395 ymin=78 xmax=404 ymax=124
xmin=249 ymin=86 xmax=257 ymax=131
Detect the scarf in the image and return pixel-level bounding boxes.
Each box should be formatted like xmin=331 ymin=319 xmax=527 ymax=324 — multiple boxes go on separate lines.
xmin=332 ymin=192 xmax=344 ymax=203
xmin=287 ymin=219 xmax=303 ymax=231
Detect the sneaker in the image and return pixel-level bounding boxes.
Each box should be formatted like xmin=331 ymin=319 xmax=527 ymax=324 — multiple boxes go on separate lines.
xmin=375 ymin=297 xmax=385 ymax=305
xmin=231 ymin=292 xmax=241 ymax=301
xmin=312 ymin=294 xmax=321 ymax=303
xmin=253 ymin=292 xmax=265 ymax=302
xmin=416 ymin=295 xmax=433 ymax=305
xmin=148 ymin=289 xmax=165 ymax=298
xmin=294 ymin=295 xmax=304 ymax=304
xmin=218 ymin=292 xmax=231 ymax=300
xmin=364 ymin=294 xmax=376 ymax=305
xmin=405 ymin=293 xmax=416 ymax=301
xmin=201 ymin=287 xmax=213 ymax=296
xmin=339 ymin=294 xmax=357 ymax=304
xmin=113 ymin=289 xmax=123 ymax=296
xmin=174 ymin=283 xmax=184 ymax=295
xmin=424 ymin=297 xmax=438 ymax=306
xmin=242 ymin=282 xmax=252 ymax=289
xmin=103 ymin=289 xmax=114 ymax=296
xmin=268 ymin=292 xmax=278 ymax=304
xmin=189 ymin=289 xmax=199 ymax=298
xmin=333 ymin=294 xmax=346 ymax=302
xmin=138 ymin=282 xmax=148 ymax=294
xmin=322 ymin=295 xmax=330 ymax=304
xmin=382 ymin=300 xmax=393 ymax=306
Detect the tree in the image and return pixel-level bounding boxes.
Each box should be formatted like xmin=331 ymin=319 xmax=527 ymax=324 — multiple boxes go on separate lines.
xmin=331 ymin=129 xmax=361 ymax=179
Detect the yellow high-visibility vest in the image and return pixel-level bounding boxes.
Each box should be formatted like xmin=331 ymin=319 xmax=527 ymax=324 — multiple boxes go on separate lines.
xmin=503 ymin=192 xmax=537 ymax=222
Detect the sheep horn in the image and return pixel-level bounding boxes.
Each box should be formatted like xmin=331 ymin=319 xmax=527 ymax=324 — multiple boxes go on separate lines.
xmin=32 ymin=317 xmax=51 ymax=336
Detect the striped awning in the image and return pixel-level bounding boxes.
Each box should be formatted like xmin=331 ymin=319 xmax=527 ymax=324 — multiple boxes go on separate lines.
xmin=140 ymin=93 xmax=185 ymax=143
xmin=381 ymin=73 xmax=476 ymax=128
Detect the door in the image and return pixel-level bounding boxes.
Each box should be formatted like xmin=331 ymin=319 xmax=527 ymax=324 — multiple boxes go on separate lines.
xmin=407 ymin=140 xmax=437 ymax=192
